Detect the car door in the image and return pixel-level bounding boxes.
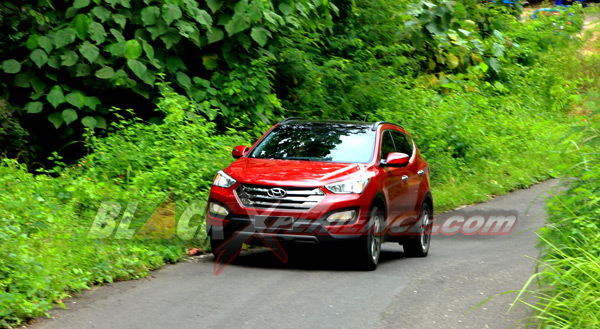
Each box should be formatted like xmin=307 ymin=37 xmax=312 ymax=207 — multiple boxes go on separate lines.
xmin=390 ymin=131 xmax=421 ymax=222
xmin=379 ymin=130 xmax=413 ymax=228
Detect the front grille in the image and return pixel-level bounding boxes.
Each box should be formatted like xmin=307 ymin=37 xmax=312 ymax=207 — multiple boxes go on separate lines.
xmin=235 ymin=184 xmax=325 ymax=210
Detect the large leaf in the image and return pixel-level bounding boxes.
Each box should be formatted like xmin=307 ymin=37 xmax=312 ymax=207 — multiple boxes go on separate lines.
xmin=95 ymin=66 xmax=115 ymax=79
xmin=125 ymin=39 xmax=143 ymax=59
xmin=147 ymin=21 xmax=168 ymax=40
xmin=26 ymin=34 xmax=39 ymax=50
xmin=25 ymin=101 xmax=43 ymax=114
xmin=75 ymin=63 xmax=92 ymax=77
xmin=30 ymin=77 xmax=47 ymax=93
xmin=81 ymin=116 xmax=97 ymax=129
xmin=110 ymin=29 xmax=126 ymax=43
xmin=30 ymin=49 xmax=48 ymax=68
xmin=74 ymin=0 xmax=91 ymax=9
xmin=66 ymin=92 xmax=86 ymax=109
xmin=14 ymin=72 xmax=33 ymax=87
xmin=2 ymin=59 xmax=21 ymax=74
xmin=55 ymin=29 xmax=77 ymax=48
xmin=74 ymin=14 xmax=91 ymax=40
xmin=107 ymin=41 xmax=127 ymax=57
xmin=118 ymin=0 xmax=131 ymax=8
xmin=224 ymin=14 xmax=250 ymax=37
xmin=80 ymin=41 xmax=100 ymax=63
xmin=187 ymin=4 xmax=212 ymax=27
xmin=38 ymin=36 xmax=53 ymax=53
xmin=94 ymin=116 xmax=107 ymax=129
xmin=89 ymin=22 xmax=107 ymax=44
xmin=488 ymin=58 xmax=501 ymax=73
xmin=60 ymin=51 xmax=79 ymax=66
xmin=62 ymin=109 xmax=78 ymax=125
xmin=278 ymin=3 xmax=293 ymax=15
xmin=206 ymin=0 xmax=223 ymax=13
xmin=176 ymin=72 xmax=191 ymax=90
xmin=48 ymin=113 xmax=64 ymax=129
xmin=48 ymin=55 xmax=61 ymax=69
xmin=162 ymin=4 xmax=182 ymax=25
xmin=92 ymin=6 xmax=112 ymax=22
xmin=142 ymin=41 xmax=155 ymax=60
xmin=47 ymin=87 xmax=65 ymax=108
xmin=127 ymin=59 xmax=147 ymax=80
xmin=250 ymin=27 xmax=270 ymax=47
xmin=141 ymin=6 xmax=160 ymax=26
xmin=425 ymin=21 xmax=444 ymax=36
xmin=160 ymin=31 xmax=181 ymax=49
xmin=207 ymin=27 xmax=224 ymax=44
xmin=85 ymin=96 xmax=102 ymax=110
xmin=113 ymin=14 xmax=127 ymax=29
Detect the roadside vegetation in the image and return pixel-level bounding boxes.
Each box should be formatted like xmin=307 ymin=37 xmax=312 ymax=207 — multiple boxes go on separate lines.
xmin=511 ymin=8 xmax=600 ymax=326
xmin=0 ymin=0 xmax=596 ymax=327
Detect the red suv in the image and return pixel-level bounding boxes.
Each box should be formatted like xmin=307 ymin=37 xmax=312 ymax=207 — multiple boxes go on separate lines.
xmin=206 ymin=118 xmax=433 ymax=270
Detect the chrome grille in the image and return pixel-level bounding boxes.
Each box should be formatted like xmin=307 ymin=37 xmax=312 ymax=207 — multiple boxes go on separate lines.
xmin=235 ymin=185 xmax=325 ymax=210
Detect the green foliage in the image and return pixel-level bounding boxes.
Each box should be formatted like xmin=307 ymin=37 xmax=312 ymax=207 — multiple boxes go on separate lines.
xmin=0 ymin=84 xmax=255 ymax=327
xmin=508 ymin=7 xmax=600 ymax=326
xmin=0 ymin=98 xmax=31 ymax=163
xmin=0 ymin=0 xmax=336 ymax=163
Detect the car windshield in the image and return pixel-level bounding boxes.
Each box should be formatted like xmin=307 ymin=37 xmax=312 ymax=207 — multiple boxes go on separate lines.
xmin=248 ymin=123 xmax=376 ymax=163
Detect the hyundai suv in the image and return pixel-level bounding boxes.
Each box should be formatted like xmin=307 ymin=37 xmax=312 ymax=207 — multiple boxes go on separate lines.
xmin=206 ymin=118 xmax=433 ymax=270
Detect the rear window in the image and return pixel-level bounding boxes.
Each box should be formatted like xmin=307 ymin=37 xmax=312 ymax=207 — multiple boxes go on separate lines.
xmin=248 ymin=123 xmax=376 ymax=163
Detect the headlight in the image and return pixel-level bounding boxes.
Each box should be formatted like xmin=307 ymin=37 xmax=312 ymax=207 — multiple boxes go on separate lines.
xmin=213 ymin=170 xmax=236 ymax=188
xmin=325 ymin=178 xmax=370 ymax=194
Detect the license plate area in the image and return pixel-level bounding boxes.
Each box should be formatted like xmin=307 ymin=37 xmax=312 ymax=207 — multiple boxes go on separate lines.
xmin=252 ymin=216 xmax=295 ymax=230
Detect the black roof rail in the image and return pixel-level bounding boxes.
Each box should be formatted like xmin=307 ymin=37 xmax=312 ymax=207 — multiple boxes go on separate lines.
xmin=371 ymin=121 xmax=394 ymax=131
xmin=279 ymin=117 xmax=304 ymax=125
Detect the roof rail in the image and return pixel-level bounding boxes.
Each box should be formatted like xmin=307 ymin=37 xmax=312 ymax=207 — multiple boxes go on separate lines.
xmin=371 ymin=121 xmax=394 ymax=131
xmin=280 ymin=117 xmax=303 ymax=125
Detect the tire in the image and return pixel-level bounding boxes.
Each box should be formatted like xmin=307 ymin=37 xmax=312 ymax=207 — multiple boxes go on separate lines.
xmin=356 ymin=207 xmax=384 ymax=270
xmin=210 ymin=235 xmax=225 ymax=255
xmin=403 ymin=203 xmax=432 ymax=257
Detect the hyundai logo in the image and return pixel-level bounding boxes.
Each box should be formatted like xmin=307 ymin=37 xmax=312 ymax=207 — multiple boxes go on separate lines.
xmin=267 ymin=188 xmax=287 ymax=198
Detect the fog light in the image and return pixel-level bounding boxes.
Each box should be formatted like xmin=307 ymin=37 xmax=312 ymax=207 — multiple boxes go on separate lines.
xmin=326 ymin=210 xmax=357 ymax=223
xmin=209 ymin=202 xmax=229 ymax=217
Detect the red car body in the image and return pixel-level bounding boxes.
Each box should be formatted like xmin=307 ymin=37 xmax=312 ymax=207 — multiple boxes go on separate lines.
xmin=206 ymin=118 xmax=433 ymax=269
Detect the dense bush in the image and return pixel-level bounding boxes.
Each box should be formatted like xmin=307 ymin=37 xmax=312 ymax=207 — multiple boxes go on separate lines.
xmin=0 ymin=0 xmax=335 ymax=164
xmin=0 ymin=83 xmax=253 ymax=326
xmin=510 ymin=8 xmax=600 ymax=326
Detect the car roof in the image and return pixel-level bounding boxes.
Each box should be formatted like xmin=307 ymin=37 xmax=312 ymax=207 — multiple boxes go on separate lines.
xmin=278 ymin=118 xmax=403 ymax=131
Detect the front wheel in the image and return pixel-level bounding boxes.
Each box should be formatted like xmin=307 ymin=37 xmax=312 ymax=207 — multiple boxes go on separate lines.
xmin=355 ymin=207 xmax=384 ymax=270
xmin=403 ymin=203 xmax=432 ymax=257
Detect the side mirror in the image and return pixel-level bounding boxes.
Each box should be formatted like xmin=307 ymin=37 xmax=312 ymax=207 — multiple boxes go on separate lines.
xmin=232 ymin=145 xmax=249 ymax=159
xmin=382 ymin=152 xmax=410 ymax=167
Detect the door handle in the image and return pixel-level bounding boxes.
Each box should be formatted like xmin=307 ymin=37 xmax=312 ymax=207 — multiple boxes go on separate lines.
xmin=417 ymin=170 xmax=424 ymax=176
xmin=402 ymin=175 xmax=408 ymax=181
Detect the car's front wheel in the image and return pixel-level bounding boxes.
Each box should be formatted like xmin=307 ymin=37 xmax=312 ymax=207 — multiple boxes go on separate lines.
xmin=403 ymin=203 xmax=432 ymax=257
xmin=356 ymin=207 xmax=384 ymax=270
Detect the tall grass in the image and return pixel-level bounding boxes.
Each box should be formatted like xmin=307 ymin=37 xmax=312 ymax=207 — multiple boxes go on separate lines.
xmin=513 ymin=13 xmax=600 ymax=324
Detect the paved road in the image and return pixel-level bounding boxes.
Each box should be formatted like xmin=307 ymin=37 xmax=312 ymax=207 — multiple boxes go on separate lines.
xmin=25 ymin=180 xmax=561 ymax=329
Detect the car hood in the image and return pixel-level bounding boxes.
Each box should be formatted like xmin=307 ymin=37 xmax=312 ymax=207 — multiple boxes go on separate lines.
xmin=225 ymin=158 xmax=368 ymax=187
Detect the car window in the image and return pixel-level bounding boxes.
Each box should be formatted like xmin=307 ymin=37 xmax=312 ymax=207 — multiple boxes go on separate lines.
xmin=380 ymin=131 xmax=396 ymax=161
xmin=391 ymin=131 xmax=413 ymax=156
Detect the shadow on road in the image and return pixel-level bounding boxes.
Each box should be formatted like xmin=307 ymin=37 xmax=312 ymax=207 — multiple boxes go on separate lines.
xmin=218 ymin=244 xmax=408 ymax=271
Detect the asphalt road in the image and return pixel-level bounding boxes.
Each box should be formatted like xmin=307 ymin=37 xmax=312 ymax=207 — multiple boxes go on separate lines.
xmin=25 ymin=179 xmax=561 ymax=329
